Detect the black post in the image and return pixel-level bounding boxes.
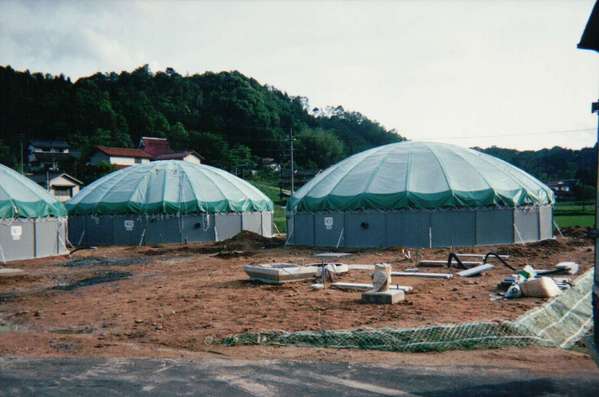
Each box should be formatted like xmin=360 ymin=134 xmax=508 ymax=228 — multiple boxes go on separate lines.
xmin=289 ymin=127 xmax=295 ymax=194
xmin=593 ymin=100 xmax=599 ymax=346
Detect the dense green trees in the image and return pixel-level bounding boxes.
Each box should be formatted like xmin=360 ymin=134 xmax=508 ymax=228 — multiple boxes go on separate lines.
xmin=0 ymin=65 xmax=403 ymax=176
xmin=0 ymin=64 xmax=595 ymax=189
xmin=477 ymin=145 xmax=597 ymax=186
xmin=294 ymin=128 xmax=345 ymax=170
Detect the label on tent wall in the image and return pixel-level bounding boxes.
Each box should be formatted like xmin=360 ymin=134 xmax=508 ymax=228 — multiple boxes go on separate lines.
xmin=324 ymin=217 xmax=334 ymax=230
xmin=10 ymin=225 xmax=23 ymax=241
xmin=124 ymin=220 xmax=135 ymax=231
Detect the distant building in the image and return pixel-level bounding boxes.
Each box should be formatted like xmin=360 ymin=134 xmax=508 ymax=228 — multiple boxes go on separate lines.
xmin=27 ymin=139 xmax=74 ymax=170
xmin=89 ymin=146 xmax=152 ymax=167
xmin=260 ymin=157 xmax=281 ymax=172
xmin=138 ymin=137 xmax=203 ymax=164
xmin=138 ymin=137 xmax=173 ymax=158
xmin=30 ymin=172 xmax=83 ymax=202
xmin=88 ymin=138 xmax=202 ymax=169
xmin=547 ymin=179 xmax=577 ymax=200
xmin=154 ymin=150 xmax=203 ymax=164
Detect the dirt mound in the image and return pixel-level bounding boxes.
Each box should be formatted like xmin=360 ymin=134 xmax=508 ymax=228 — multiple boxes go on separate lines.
xmin=496 ymin=238 xmax=565 ymax=258
xmin=215 ymin=231 xmax=285 ymax=251
xmin=133 ymin=231 xmax=285 ymax=257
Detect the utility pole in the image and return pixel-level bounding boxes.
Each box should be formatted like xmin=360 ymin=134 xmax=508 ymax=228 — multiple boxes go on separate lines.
xmin=593 ymin=100 xmax=599 ymax=348
xmin=16 ymin=133 xmax=24 ymax=174
xmin=289 ymin=127 xmax=295 ymax=194
xmin=20 ymin=141 xmax=24 ymax=174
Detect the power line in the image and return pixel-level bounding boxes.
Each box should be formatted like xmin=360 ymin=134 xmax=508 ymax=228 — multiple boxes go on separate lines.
xmin=417 ymin=127 xmax=596 ymax=141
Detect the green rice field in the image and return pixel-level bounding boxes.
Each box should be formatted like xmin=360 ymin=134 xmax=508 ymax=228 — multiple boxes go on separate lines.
xmin=250 ymin=180 xmax=287 ymax=233
xmin=554 ymin=201 xmax=594 ymax=228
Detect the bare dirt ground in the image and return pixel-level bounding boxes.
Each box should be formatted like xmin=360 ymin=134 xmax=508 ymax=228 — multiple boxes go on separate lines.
xmin=0 ymin=229 xmax=596 ymax=374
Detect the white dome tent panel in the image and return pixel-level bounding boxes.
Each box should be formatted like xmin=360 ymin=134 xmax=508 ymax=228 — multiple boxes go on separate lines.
xmin=67 ymin=161 xmax=273 ymax=246
xmin=287 ymin=142 xmax=554 ymax=248
xmin=0 ymin=164 xmax=68 ymax=262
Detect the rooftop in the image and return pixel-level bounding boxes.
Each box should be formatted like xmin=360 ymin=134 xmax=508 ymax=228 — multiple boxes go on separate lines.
xmin=154 ymin=150 xmax=204 ymax=161
xmin=95 ymin=146 xmax=152 ymax=159
xmin=139 ymin=136 xmax=174 ymax=157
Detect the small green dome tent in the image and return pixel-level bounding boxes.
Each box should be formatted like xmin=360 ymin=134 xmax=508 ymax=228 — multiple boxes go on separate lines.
xmin=67 ymin=161 xmax=273 ymax=246
xmin=287 ymin=142 xmax=554 ymax=248
xmin=0 ymin=163 xmax=67 ymax=218
xmin=0 ymin=163 xmax=68 ymax=262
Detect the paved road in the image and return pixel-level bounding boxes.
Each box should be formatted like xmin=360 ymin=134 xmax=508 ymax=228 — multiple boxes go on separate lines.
xmin=0 ymin=357 xmax=597 ymax=396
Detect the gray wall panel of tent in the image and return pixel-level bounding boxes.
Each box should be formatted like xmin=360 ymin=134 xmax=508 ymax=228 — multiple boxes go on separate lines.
xmin=0 ymin=219 xmax=68 ymax=262
xmin=286 ymin=206 xmax=552 ymax=248
xmin=69 ymin=212 xmax=272 ymax=247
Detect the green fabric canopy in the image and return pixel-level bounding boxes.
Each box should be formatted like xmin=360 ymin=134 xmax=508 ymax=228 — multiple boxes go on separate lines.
xmin=288 ymin=142 xmax=554 ymax=212
xmin=0 ymin=163 xmax=67 ymax=219
xmin=67 ymin=160 xmax=273 ymax=215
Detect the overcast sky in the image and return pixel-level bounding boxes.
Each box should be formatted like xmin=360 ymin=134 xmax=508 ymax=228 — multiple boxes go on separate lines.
xmin=1 ymin=0 xmax=597 ymax=150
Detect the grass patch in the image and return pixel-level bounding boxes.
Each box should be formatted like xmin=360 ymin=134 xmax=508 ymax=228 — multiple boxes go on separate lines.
xmin=250 ymin=180 xmax=287 ymax=233
xmin=554 ymin=201 xmax=594 ymax=228
xmin=554 ymin=215 xmax=594 ymax=228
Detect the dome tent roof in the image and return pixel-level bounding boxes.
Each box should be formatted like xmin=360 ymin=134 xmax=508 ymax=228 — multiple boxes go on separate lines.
xmin=287 ymin=141 xmax=554 ymax=213
xmin=67 ymin=161 xmax=273 ymax=216
xmin=0 ymin=163 xmax=67 ymax=219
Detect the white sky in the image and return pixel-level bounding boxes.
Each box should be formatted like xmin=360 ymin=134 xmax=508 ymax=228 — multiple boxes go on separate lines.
xmin=1 ymin=0 xmax=598 ymax=150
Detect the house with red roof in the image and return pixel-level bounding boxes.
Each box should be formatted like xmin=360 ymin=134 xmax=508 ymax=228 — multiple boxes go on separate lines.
xmin=138 ymin=137 xmax=203 ymax=164
xmin=89 ymin=137 xmax=203 ymax=168
xmin=89 ymin=146 xmax=152 ymax=167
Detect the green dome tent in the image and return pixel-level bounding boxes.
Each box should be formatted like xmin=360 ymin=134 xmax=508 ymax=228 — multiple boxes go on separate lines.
xmin=0 ymin=164 xmax=67 ymax=218
xmin=0 ymin=164 xmax=68 ymax=262
xmin=67 ymin=161 xmax=273 ymax=246
xmin=287 ymin=142 xmax=554 ymax=248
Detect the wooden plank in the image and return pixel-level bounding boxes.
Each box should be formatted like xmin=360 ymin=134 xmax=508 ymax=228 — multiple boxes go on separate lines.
xmin=457 ymin=263 xmax=495 ymax=277
xmin=456 ymin=253 xmax=509 ymax=259
xmin=418 ymin=259 xmax=481 ymax=267
xmin=313 ymin=252 xmax=352 ymax=259
xmin=0 ymin=268 xmax=24 ymax=278
xmin=346 ymin=264 xmax=376 ymax=270
xmin=331 ymin=282 xmax=413 ymax=292
xmin=391 ymin=271 xmax=453 ymax=279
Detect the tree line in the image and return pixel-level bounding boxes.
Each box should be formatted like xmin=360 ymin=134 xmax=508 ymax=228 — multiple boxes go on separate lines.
xmin=0 ymin=64 xmax=403 ymax=181
xmin=0 ymin=64 xmax=595 ymax=197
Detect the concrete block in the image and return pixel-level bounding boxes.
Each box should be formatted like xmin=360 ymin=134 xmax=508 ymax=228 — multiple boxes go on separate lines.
xmin=362 ymin=290 xmax=405 ymax=304
xmin=244 ymin=263 xmax=319 ymax=284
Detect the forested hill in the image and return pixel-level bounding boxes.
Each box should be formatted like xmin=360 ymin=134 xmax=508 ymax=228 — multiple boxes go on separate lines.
xmin=0 ymin=65 xmax=403 ymax=170
xmin=476 ymin=146 xmax=596 ymax=187
xmin=0 ymin=64 xmax=594 ymax=189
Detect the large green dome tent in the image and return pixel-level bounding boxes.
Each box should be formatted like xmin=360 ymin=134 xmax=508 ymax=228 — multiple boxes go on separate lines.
xmin=67 ymin=161 xmax=274 ymax=246
xmin=287 ymin=142 xmax=554 ymax=248
xmin=0 ymin=163 xmax=68 ymax=262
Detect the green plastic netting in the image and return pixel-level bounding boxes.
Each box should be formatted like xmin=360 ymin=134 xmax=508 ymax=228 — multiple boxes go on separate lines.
xmin=288 ymin=142 xmax=554 ymax=213
xmin=0 ymin=163 xmax=67 ymax=219
xmin=215 ymin=271 xmax=593 ymax=353
xmin=67 ymin=161 xmax=273 ymax=216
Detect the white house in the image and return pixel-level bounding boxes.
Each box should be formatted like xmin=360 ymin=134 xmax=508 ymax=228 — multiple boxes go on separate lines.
xmin=89 ymin=146 xmax=152 ymax=167
xmin=154 ymin=150 xmax=203 ymax=164
xmin=31 ymin=172 xmax=83 ymax=202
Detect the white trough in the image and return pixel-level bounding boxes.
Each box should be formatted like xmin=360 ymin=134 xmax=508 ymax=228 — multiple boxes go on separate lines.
xmin=244 ymin=262 xmax=348 ymax=284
